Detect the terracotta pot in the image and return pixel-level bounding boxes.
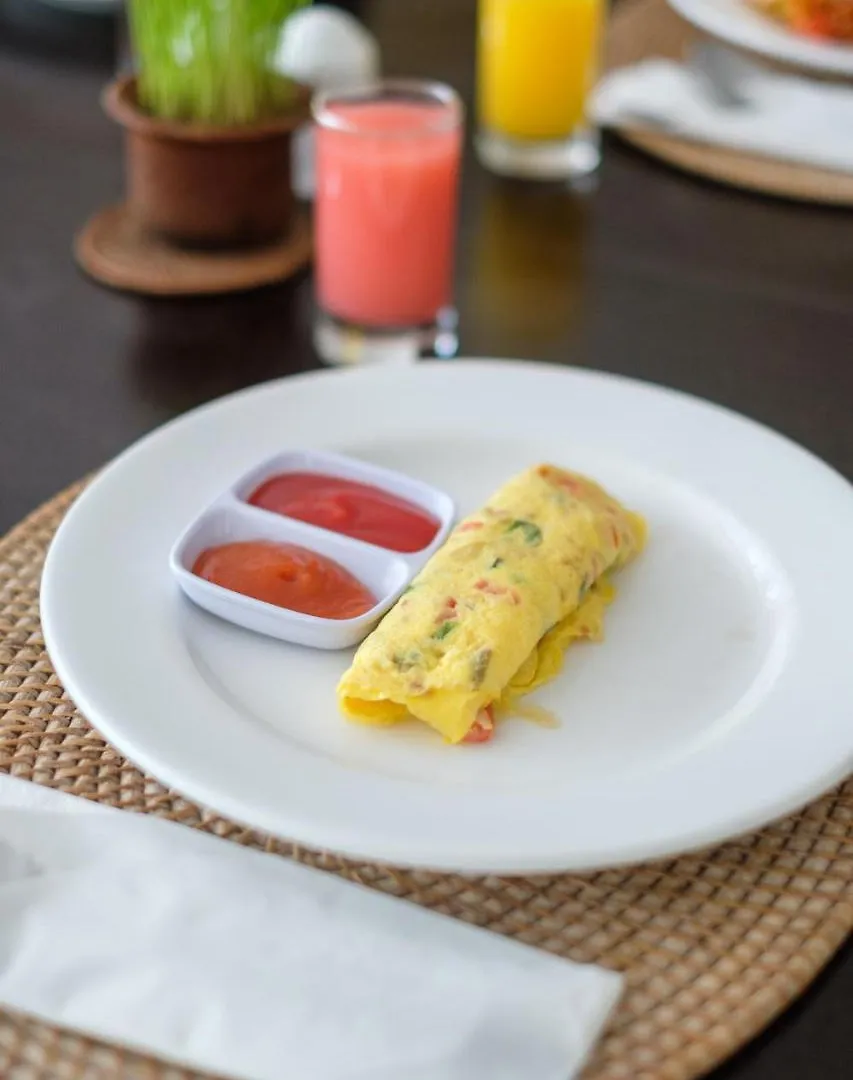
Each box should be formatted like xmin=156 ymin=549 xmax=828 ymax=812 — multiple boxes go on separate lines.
xmin=103 ymin=76 xmax=309 ymax=249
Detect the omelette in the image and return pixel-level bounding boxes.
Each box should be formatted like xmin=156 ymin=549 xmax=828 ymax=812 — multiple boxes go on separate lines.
xmin=337 ymin=464 xmax=646 ymax=744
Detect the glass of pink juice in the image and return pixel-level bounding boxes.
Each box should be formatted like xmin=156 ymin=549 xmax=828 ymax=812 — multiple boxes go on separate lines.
xmin=312 ymin=80 xmax=464 ymax=365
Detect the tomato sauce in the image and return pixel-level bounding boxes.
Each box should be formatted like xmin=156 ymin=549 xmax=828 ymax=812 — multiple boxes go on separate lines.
xmin=248 ymin=472 xmax=439 ymax=554
xmin=192 ymin=541 xmax=376 ymax=620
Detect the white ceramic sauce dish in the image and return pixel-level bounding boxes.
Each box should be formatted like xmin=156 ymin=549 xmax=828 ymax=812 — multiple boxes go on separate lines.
xmin=169 ymin=449 xmax=455 ymax=649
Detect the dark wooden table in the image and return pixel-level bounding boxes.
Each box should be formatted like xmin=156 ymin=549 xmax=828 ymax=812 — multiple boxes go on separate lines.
xmin=1 ymin=0 xmax=851 ymax=1076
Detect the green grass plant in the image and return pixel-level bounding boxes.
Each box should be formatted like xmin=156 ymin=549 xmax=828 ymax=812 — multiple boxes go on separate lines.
xmin=128 ymin=0 xmax=309 ymax=124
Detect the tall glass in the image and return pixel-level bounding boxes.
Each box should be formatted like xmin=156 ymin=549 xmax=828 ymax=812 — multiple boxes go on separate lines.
xmin=313 ymin=80 xmax=464 ymax=366
xmin=476 ymin=0 xmax=604 ymax=181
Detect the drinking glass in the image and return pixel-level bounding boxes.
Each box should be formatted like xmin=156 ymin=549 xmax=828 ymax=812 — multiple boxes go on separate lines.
xmin=477 ymin=0 xmax=604 ymax=181
xmin=313 ymin=79 xmax=464 ymax=365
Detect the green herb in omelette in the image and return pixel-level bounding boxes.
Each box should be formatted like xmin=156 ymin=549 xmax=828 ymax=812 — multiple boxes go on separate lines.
xmin=471 ymin=647 xmax=492 ymax=687
xmin=432 ymin=621 xmax=457 ymax=641
xmin=392 ymin=649 xmax=422 ymax=672
xmin=507 ymin=519 xmax=543 ymax=546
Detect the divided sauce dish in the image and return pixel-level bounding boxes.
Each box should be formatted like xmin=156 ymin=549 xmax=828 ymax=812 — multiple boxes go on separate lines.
xmin=169 ymin=450 xmax=455 ymax=649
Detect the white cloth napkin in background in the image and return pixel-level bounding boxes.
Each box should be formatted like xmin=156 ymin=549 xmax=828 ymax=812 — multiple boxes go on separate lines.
xmin=0 ymin=775 xmax=622 ymax=1080
xmin=593 ymin=42 xmax=853 ymax=174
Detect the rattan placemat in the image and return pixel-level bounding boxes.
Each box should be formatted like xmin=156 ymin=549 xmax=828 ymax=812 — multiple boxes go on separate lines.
xmin=605 ymin=0 xmax=853 ymax=205
xmin=1 ymin=482 xmax=852 ymax=1080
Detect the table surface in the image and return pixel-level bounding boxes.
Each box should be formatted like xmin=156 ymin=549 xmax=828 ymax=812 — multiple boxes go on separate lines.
xmin=1 ymin=0 xmax=851 ymax=1076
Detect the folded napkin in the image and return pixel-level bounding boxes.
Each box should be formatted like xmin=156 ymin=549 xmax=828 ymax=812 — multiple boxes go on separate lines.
xmin=0 ymin=774 xmax=622 ymax=1080
xmin=593 ymin=42 xmax=853 ymax=174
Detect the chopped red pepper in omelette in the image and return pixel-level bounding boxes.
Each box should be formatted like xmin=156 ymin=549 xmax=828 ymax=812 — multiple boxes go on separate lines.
xmin=462 ymin=706 xmax=495 ymax=744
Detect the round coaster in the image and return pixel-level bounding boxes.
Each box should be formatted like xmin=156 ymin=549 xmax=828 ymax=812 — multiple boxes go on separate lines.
xmin=74 ymin=204 xmax=312 ymax=296
xmin=1 ymin=483 xmax=853 ymax=1080
xmin=605 ymin=0 xmax=853 ymax=205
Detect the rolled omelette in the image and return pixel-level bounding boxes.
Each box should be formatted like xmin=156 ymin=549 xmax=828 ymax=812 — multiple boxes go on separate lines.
xmin=337 ymin=464 xmax=646 ymax=744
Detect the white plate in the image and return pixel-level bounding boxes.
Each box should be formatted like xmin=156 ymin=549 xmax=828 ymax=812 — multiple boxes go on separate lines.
xmin=669 ymin=0 xmax=853 ymax=76
xmin=41 ymin=361 xmax=853 ymax=874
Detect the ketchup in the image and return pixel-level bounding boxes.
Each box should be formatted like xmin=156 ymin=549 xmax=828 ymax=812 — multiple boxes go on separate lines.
xmin=248 ymin=472 xmax=439 ymax=553
xmin=192 ymin=541 xmax=376 ymax=620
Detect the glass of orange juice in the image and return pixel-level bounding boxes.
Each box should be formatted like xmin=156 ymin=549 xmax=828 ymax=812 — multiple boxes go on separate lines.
xmin=477 ymin=0 xmax=604 ymax=180
xmin=312 ymin=80 xmax=464 ymax=366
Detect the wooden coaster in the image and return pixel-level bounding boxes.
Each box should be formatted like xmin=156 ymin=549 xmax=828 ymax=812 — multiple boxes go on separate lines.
xmin=604 ymin=0 xmax=853 ymax=205
xmin=1 ymin=480 xmax=853 ymax=1079
xmin=75 ymin=204 xmax=312 ymax=296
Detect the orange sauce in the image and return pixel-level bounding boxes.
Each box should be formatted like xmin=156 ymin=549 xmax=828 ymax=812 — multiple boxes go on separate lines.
xmin=192 ymin=541 xmax=376 ymax=620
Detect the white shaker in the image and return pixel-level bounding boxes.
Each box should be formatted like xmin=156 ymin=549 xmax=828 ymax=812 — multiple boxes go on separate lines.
xmin=278 ymin=5 xmax=382 ymax=200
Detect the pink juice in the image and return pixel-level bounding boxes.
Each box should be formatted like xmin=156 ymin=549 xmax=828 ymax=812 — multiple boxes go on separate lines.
xmin=315 ymin=100 xmax=463 ymax=328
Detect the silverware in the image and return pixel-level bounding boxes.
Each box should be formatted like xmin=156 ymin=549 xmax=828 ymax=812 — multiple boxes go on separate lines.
xmin=689 ymin=42 xmax=754 ymax=109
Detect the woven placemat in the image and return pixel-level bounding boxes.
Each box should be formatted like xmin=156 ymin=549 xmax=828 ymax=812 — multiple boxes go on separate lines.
xmin=1 ymin=482 xmax=852 ymax=1080
xmin=604 ymin=0 xmax=853 ymax=205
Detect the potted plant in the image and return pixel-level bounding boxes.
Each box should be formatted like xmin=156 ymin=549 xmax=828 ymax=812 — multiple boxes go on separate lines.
xmin=105 ymin=0 xmax=311 ymax=249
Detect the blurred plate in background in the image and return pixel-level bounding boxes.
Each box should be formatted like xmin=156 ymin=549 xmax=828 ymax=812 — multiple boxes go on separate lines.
xmin=669 ymin=0 xmax=853 ymax=75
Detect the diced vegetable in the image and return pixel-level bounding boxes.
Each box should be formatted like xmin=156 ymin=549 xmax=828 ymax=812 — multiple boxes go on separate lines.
xmin=507 ymin=519 xmax=543 ymax=545
xmin=471 ymin=647 xmax=492 ymax=687
xmin=392 ymin=649 xmax=422 ymax=672
xmin=474 ymin=579 xmax=508 ymax=597
xmin=462 ymin=706 xmax=494 ymax=744
xmin=435 ymin=596 xmax=458 ymax=624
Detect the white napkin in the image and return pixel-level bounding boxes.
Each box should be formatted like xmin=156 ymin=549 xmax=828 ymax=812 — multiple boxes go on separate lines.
xmin=0 ymin=774 xmax=622 ymax=1080
xmin=593 ymin=42 xmax=853 ymax=174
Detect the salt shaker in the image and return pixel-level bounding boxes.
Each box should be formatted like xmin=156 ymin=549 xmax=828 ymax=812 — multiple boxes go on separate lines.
xmin=277 ymin=5 xmax=381 ymax=200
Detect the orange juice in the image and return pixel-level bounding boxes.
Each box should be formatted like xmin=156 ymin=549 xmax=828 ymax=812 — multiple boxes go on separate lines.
xmin=478 ymin=0 xmax=603 ymax=141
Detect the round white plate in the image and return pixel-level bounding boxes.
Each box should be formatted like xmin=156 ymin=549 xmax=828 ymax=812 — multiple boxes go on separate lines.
xmin=42 ymin=361 xmax=853 ymax=874
xmin=669 ymin=0 xmax=853 ymax=76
